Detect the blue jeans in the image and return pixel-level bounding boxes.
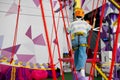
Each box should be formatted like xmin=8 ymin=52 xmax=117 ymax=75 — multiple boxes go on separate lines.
xmin=72 ymin=36 xmax=87 ymax=70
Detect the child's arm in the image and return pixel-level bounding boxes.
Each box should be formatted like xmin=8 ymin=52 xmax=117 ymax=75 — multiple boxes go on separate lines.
xmin=91 ymin=17 xmax=96 ymax=29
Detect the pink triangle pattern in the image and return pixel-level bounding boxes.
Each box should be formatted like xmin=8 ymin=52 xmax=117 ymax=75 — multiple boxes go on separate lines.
xmin=2 ymin=44 xmax=21 ymax=54
xmin=101 ymin=47 xmax=106 ymax=51
xmin=53 ymin=38 xmax=58 ymax=45
xmin=32 ymin=34 xmax=46 ymax=46
xmin=53 ymin=1 xmax=57 ymax=8
xmin=28 ymin=56 xmax=36 ymax=63
xmin=84 ymin=6 xmax=90 ymax=11
xmin=33 ymin=0 xmax=39 ymax=7
xmin=25 ymin=25 xmax=32 ymax=39
xmin=17 ymin=54 xmax=34 ymax=63
xmin=5 ymin=2 xmax=18 ymax=16
xmin=1 ymin=50 xmax=12 ymax=58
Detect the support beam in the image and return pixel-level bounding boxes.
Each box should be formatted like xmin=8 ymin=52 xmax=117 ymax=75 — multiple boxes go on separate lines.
xmin=95 ymin=65 xmax=108 ymax=80
xmin=109 ymin=0 xmax=120 ymax=9
xmin=74 ymin=0 xmax=81 ymax=8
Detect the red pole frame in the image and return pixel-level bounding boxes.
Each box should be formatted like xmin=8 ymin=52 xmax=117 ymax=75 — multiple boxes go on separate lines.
xmin=49 ymin=0 xmax=65 ymax=80
xmin=39 ymin=0 xmax=57 ymax=80
xmin=10 ymin=0 xmax=21 ymax=64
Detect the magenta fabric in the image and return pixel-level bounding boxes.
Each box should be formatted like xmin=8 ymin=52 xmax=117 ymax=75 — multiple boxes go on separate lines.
xmin=31 ymin=70 xmax=48 ymax=80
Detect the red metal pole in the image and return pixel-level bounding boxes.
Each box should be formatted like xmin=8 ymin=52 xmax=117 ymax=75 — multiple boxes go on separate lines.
xmin=39 ymin=0 xmax=57 ymax=80
xmin=10 ymin=0 xmax=21 ymax=64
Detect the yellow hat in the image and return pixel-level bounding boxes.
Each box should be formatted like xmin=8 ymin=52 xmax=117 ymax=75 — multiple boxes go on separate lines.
xmin=74 ymin=8 xmax=84 ymax=17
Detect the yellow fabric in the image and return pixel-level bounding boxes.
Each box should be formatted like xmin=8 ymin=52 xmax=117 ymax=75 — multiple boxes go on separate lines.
xmin=71 ymin=32 xmax=85 ymax=40
xmin=11 ymin=67 xmax=16 ymax=80
xmin=71 ymin=34 xmax=75 ymax=40
xmin=74 ymin=0 xmax=81 ymax=8
xmin=0 ymin=57 xmax=56 ymax=70
xmin=113 ymin=19 xmax=118 ymax=26
xmin=75 ymin=32 xmax=85 ymax=36
xmin=72 ymin=44 xmax=89 ymax=51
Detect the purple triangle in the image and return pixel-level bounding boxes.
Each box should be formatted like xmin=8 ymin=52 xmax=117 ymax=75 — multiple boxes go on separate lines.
xmin=101 ymin=47 xmax=106 ymax=51
xmin=53 ymin=38 xmax=58 ymax=45
xmin=53 ymin=1 xmax=57 ymax=8
xmin=81 ymin=0 xmax=85 ymax=7
xmin=25 ymin=26 xmax=32 ymax=39
xmin=29 ymin=56 xmax=36 ymax=63
xmin=1 ymin=50 xmax=12 ymax=58
xmin=33 ymin=34 xmax=46 ymax=46
xmin=109 ymin=3 xmax=116 ymax=10
xmin=2 ymin=44 xmax=21 ymax=54
xmin=0 ymin=35 xmax=4 ymax=49
xmin=17 ymin=54 xmax=34 ymax=62
xmin=117 ymin=47 xmax=120 ymax=56
xmin=84 ymin=6 xmax=89 ymax=11
xmin=103 ymin=26 xmax=108 ymax=32
xmin=33 ymin=0 xmax=39 ymax=7
xmin=117 ymin=47 xmax=120 ymax=62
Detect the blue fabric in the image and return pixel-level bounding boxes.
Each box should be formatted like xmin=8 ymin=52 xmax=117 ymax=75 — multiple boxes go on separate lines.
xmin=72 ymin=35 xmax=87 ymax=70
xmin=72 ymin=36 xmax=87 ymax=47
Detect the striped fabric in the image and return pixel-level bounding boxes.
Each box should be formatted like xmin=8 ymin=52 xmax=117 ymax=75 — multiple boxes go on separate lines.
xmin=67 ymin=18 xmax=92 ymax=36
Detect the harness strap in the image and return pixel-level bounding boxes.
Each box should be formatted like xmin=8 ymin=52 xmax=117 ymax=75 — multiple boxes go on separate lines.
xmin=71 ymin=32 xmax=85 ymax=40
xmin=72 ymin=43 xmax=89 ymax=51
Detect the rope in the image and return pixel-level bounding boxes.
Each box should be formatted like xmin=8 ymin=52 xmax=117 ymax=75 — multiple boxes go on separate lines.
xmin=108 ymin=11 xmax=120 ymax=80
xmin=89 ymin=0 xmax=106 ymax=80
xmin=49 ymin=0 xmax=65 ymax=80
xmin=39 ymin=0 xmax=57 ymax=80
xmin=10 ymin=0 xmax=21 ymax=64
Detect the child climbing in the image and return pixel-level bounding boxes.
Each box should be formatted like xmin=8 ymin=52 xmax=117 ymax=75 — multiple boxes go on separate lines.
xmin=67 ymin=8 xmax=96 ymax=77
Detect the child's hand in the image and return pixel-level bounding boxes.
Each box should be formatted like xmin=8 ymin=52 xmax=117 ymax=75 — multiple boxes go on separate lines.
xmin=93 ymin=17 xmax=96 ymax=22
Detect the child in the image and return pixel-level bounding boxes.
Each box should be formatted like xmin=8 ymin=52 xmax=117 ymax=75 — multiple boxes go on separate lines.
xmin=67 ymin=8 xmax=95 ymax=77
